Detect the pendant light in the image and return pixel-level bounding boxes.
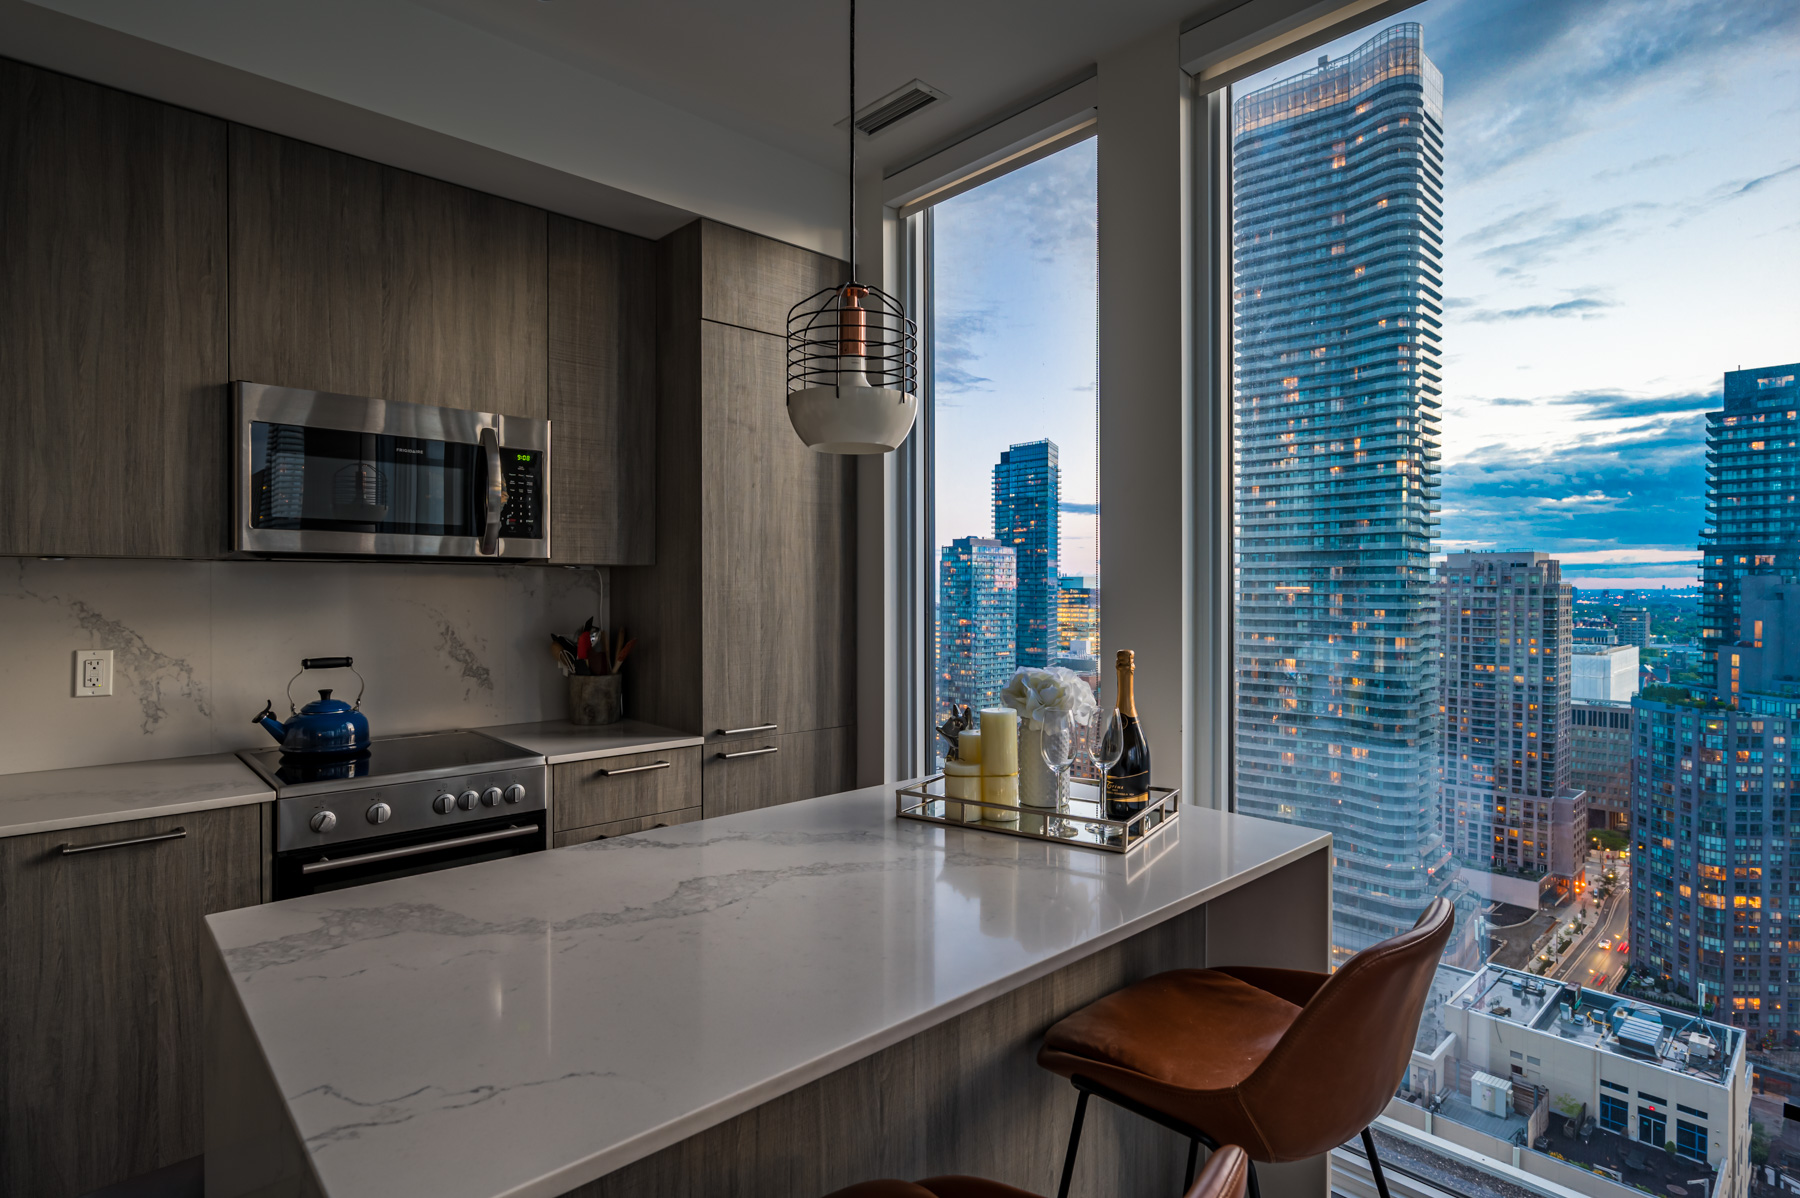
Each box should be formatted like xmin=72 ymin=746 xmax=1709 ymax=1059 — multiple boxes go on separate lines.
xmin=785 ymin=0 xmax=919 ymax=454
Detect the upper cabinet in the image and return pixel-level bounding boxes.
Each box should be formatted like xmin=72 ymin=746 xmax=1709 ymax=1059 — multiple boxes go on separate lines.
xmin=0 ymin=59 xmax=228 ymax=558
xmin=548 ymin=216 xmax=657 ymax=565
xmin=227 ymin=125 xmax=547 ymax=419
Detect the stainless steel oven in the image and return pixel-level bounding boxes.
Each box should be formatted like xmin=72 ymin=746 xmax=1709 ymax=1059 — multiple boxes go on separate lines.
xmin=235 ymin=382 xmax=550 ymax=560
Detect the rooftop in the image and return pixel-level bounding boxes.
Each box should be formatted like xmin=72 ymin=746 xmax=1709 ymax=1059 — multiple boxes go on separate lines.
xmin=1450 ymin=965 xmax=1740 ymax=1086
xmin=1540 ymin=1114 xmax=1715 ymax=1193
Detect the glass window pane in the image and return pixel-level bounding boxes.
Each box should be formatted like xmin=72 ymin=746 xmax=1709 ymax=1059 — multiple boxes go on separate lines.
xmin=928 ymin=139 xmax=1099 ymax=760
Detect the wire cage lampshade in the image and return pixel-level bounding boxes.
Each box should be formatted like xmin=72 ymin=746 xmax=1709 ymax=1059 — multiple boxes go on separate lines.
xmin=785 ymin=282 xmax=918 ymax=454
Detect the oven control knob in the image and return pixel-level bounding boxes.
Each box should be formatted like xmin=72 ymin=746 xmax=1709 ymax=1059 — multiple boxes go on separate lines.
xmin=366 ymin=802 xmax=392 ymax=825
xmin=481 ymin=786 xmax=503 ymax=807
xmin=458 ymin=789 xmax=479 ymax=811
xmin=309 ymin=810 xmax=337 ymax=834
xmin=433 ymin=792 xmax=456 ymax=814
xmin=503 ymin=784 xmax=526 ymax=804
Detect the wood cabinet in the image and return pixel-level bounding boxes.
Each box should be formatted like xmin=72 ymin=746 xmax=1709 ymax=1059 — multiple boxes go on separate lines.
xmin=228 ymin=125 xmax=547 ymax=419
xmin=548 ymin=216 xmax=657 ymax=565
xmin=0 ymin=806 xmax=264 ymax=1197
xmin=549 ymin=747 xmax=701 ymax=835
xmin=614 ymin=221 xmax=857 ymax=812
xmin=552 ymin=806 xmax=700 ymax=849
xmin=0 ymin=59 xmax=229 ymax=558
xmin=701 ymin=727 xmax=854 ymax=820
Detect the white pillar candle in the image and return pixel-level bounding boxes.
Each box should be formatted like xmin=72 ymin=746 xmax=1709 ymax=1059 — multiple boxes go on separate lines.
xmin=958 ymin=730 xmax=984 ymax=767
xmin=978 ymin=709 xmax=1018 ymax=775
xmin=943 ymin=760 xmax=982 ymax=822
xmin=982 ymin=773 xmax=1019 ymax=824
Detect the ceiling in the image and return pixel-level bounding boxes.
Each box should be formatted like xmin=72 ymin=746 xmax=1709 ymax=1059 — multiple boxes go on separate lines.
xmin=404 ymin=0 xmax=1202 ymax=175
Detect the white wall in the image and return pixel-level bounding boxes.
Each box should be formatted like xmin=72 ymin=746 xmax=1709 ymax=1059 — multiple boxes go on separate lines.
xmin=1574 ymin=647 xmax=1640 ymax=703
xmin=0 ymin=558 xmax=605 ymax=774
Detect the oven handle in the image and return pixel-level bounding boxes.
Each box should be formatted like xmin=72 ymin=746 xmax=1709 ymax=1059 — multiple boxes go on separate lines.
xmin=478 ymin=426 xmax=508 ymax=555
xmin=300 ymin=824 xmax=539 ymax=875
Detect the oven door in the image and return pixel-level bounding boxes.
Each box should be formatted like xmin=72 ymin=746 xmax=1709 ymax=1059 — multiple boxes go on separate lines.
xmin=235 ymin=381 xmax=550 ymax=559
xmin=273 ymin=810 xmax=547 ymax=899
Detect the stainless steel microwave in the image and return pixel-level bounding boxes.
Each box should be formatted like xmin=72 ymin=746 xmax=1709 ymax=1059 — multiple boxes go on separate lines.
xmin=234 ymin=382 xmax=550 ymax=560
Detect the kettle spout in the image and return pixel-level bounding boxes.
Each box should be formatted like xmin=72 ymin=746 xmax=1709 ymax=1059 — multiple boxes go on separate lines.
xmin=253 ymin=700 xmax=287 ymax=744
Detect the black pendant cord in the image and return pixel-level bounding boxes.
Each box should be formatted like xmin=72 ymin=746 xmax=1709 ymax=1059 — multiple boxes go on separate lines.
xmin=848 ymin=0 xmax=857 ymax=282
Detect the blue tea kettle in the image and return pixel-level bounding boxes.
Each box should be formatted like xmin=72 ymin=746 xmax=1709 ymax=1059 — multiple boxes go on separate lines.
xmin=253 ymin=657 xmax=371 ymax=756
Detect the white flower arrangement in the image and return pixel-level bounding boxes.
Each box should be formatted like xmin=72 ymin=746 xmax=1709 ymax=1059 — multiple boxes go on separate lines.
xmin=999 ymin=666 xmax=1099 ymax=730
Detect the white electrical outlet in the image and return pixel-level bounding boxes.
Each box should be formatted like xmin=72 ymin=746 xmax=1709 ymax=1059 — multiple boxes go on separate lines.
xmin=75 ymin=649 xmax=113 ymax=697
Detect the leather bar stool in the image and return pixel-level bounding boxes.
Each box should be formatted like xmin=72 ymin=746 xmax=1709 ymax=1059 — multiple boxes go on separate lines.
xmin=1037 ymin=898 xmax=1453 ymax=1198
xmin=824 ymin=1141 xmax=1250 ymax=1198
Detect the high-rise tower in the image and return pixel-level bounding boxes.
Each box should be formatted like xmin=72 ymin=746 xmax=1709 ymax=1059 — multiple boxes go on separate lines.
xmin=1232 ymin=23 xmax=1456 ymax=959
xmin=937 ymin=536 xmax=1017 ymax=719
xmin=1701 ymin=364 xmax=1800 ymax=665
xmin=992 ymin=440 xmax=1060 ymax=669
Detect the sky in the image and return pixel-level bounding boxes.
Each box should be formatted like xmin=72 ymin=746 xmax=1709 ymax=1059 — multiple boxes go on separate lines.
xmin=933 ymin=0 xmax=1800 ymax=595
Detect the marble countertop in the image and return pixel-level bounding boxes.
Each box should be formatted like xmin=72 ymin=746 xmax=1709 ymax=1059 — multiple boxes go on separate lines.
xmin=206 ymin=785 xmax=1329 ymax=1198
xmin=0 ymin=753 xmax=273 ymax=839
xmin=473 ymin=718 xmax=703 ymax=764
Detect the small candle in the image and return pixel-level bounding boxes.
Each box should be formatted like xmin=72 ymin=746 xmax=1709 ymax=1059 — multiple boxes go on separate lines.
xmin=978 ymin=709 xmax=1018 ymax=775
xmin=982 ymin=773 xmax=1019 ymax=823
xmin=943 ymin=760 xmax=981 ymax=822
xmin=958 ymin=730 xmax=984 ymax=767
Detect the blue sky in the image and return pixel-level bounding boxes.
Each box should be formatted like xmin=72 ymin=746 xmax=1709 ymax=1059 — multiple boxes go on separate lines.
xmin=934 ymin=0 xmax=1800 ymax=593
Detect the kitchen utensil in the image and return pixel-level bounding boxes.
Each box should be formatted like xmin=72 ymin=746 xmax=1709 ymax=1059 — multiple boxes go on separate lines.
xmin=252 ymin=657 xmax=371 ymax=756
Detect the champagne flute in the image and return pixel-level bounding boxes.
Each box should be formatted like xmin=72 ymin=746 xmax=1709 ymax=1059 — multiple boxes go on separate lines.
xmin=1039 ymin=712 xmax=1074 ymax=809
xmin=1087 ymin=706 xmax=1124 ymax=791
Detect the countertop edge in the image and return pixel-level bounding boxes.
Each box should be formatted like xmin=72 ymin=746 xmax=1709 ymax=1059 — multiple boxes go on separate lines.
xmin=498 ymin=822 xmax=1334 ymax=1198
xmin=540 ymin=736 xmax=705 ymax=765
xmin=0 ymin=786 xmax=274 ymax=841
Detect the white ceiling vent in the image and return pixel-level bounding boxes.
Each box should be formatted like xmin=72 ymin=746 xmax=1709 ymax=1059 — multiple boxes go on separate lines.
xmin=839 ymin=79 xmax=947 ymax=137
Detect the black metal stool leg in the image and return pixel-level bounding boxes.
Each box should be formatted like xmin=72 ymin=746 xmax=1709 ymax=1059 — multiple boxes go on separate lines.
xmin=1056 ymin=1088 xmax=1090 ymax=1198
xmin=1184 ymin=1138 xmax=1202 ymax=1192
xmin=1246 ymin=1160 xmax=1261 ymax=1198
xmin=1362 ymin=1127 xmax=1392 ymax=1198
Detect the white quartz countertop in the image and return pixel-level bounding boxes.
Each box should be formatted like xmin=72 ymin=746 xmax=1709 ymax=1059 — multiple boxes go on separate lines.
xmin=473 ymin=719 xmax=703 ymax=764
xmin=206 ymin=785 xmax=1329 ymax=1198
xmin=0 ymin=753 xmax=272 ymax=839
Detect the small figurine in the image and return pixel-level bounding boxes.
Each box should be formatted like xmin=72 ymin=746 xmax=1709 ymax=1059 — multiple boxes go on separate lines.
xmin=937 ymin=705 xmax=976 ymax=760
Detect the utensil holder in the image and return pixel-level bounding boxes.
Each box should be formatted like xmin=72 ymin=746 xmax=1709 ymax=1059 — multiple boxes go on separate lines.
xmin=568 ymin=673 xmax=623 ymax=726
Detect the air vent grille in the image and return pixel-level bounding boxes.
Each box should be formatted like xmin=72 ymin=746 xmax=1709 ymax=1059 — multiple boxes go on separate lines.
xmin=849 ymin=80 xmax=946 ymax=136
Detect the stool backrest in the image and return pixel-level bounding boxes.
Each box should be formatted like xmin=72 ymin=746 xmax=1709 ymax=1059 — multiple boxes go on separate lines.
xmin=1240 ymin=897 xmax=1453 ymax=1159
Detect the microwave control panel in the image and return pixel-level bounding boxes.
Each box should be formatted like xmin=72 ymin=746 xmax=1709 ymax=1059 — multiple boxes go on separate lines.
xmin=499 ymin=449 xmax=543 ymax=540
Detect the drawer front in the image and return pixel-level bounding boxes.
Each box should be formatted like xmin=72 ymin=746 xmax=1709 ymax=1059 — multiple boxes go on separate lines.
xmin=701 ymin=726 xmax=852 ymax=819
xmin=553 ymin=805 xmax=701 ymax=849
xmin=550 ymin=746 xmax=700 ymax=832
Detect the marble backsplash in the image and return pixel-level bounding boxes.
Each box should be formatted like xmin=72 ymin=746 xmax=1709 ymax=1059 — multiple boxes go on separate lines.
xmin=0 ymin=557 xmax=607 ymax=775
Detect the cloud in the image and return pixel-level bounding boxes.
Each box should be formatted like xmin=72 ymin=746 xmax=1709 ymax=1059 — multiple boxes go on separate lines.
xmin=1060 ymin=501 xmax=1098 ymax=515
xmin=932 ymin=308 xmax=993 ymax=395
xmin=1674 ymin=160 xmax=1800 ymax=223
xmin=1590 ymin=152 xmax=1684 ymax=182
xmin=939 ymin=138 xmax=1096 ymax=265
xmin=1471 ymin=203 xmax=1659 ymax=271
xmin=1462 ymin=295 xmax=1617 ymax=322
xmin=1549 ymin=389 xmax=1716 ymax=421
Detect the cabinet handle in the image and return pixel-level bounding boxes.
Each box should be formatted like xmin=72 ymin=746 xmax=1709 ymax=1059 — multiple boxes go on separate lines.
xmin=718 ymin=723 xmax=778 ymax=736
xmin=718 ymin=746 xmax=779 ymax=760
xmin=478 ymin=426 xmax=507 ymax=555
xmin=60 ymin=828 xmax=186 ymax=855
xmin=596 ymin=760 xmax=671 ymax=777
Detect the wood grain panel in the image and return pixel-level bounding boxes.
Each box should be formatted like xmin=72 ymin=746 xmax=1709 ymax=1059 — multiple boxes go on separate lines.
xmin=548 ymin=215 xmax=657 ymax=564
xmin=562 ymin=893 xmax=1208 ymax=1198
xmin=0 ymin=59 xmax=228 ymax=558
xmin=699 ymin=220 xmax=845 ymax=337
xmin=552 ymin=805 xmax=700 ymax=849
xmin=611 ymin=221 xmax=704 ymax=734
xmin=0 ymin=805 xmax=263 ymax=1197
xmin=549 ymin=747 xmax=700 ymax=832
xmin=700 ymin=322 xmax=856 ymax=738
xmin=229 ymin=124 xmax=546 ymax=417
xmin=700 ymin=726 xmax=853 ymax=819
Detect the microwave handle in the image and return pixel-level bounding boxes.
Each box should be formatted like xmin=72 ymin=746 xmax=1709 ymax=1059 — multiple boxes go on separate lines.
xmin=478 ymin=426 xmax=509 ymax=555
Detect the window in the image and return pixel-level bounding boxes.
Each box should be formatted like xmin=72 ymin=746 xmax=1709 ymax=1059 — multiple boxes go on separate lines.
xmin=1600 ymin=1094 xmax=1628 ymax=1134
xmin=1677 ymin=1119 xmax=1709 ymax=1161
xmin=1640 ymin=1109 xmax=1667 ymax=1147
xmin=924 ymin=139 xmax=1098 ymax=754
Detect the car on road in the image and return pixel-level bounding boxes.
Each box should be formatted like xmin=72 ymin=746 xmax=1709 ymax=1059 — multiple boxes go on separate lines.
xmin=1599 ymin=939 xmax=1613 ymax=951
xmin=1595 ymin=973 xmax=1607 ymax=986
xmin=1617 ymin=940 xmax=1628 ymax=952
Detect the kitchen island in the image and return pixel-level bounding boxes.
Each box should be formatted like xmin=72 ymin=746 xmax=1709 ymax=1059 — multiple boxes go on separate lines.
xmin=203 ymin=784 xmax=1331 ymax=1198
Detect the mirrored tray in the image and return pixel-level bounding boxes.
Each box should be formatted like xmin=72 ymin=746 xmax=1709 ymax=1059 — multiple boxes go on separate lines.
xmin=895 ymin=774 xmax=1179 ymax=855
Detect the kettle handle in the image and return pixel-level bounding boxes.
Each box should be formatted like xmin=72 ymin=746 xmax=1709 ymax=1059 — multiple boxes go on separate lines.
xmin=286 ymin=659 xmax=367 ymax=713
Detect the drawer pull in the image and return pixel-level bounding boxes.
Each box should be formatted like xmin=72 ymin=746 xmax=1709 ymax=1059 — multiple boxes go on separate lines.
xmin=60 ymin=828 xmax=187 ymax=855
xmin=596 ymin=760 xmax=671 ymax=777
xmin=718 ymin=723 xmax=778 ymax=736
xmin=718 ymin=745 xmax=779 ymax=760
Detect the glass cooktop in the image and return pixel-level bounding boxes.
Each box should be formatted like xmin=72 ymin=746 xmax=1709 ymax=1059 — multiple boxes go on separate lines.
xmin=240 ymin=730 xmax=540 ymax=792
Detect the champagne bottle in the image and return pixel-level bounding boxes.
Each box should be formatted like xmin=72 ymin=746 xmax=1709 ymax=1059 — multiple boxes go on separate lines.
xmin=1105 ymin=649 xmax=1151 ymax=822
